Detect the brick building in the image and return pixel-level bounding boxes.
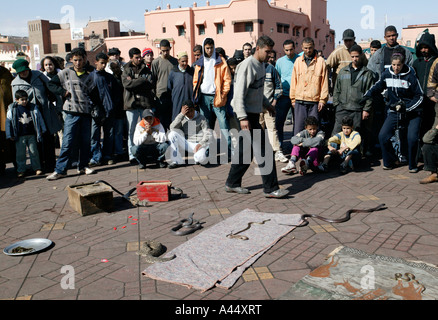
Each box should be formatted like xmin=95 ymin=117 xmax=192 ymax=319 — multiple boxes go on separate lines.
xmin=27 ymin=19 xmax=123 ymax=67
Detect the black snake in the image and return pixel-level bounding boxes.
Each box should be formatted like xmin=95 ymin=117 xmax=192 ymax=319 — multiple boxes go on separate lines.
xmin=227 ymin=204 xmax=387 ymax=241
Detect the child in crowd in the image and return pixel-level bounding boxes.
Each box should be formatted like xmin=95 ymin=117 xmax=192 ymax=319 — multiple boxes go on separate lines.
xmin=320 ymin=116 xmax=362 ymax=174
xmin=282 ymin=116 xmax=325 ymax=175
xmin=5 ymin=90 xmax=47 ymax=178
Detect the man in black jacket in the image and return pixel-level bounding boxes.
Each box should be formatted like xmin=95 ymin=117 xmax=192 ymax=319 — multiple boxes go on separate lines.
xmin=413 ymin=32 xmax=438 ymax=139
xmin=122 ymin=47 xmax=156 ymax=165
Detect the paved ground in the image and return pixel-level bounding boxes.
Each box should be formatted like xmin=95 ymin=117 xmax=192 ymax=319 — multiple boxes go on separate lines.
xmin=1 ymin=124 xmax=437 ymax=302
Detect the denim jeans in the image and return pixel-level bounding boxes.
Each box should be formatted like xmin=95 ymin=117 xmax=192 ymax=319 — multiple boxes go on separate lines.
xmin=131 ymin=142 xmax=169 ymax=165
xmin=379 ymin=111 xmax=422 ymax=170
xmin=126 ymin=109 xmax=144 ymax=161
xmin=90 ymin=116 xmax=115 ymax=163
xmin=16 ymin=135 xmax=41 ymax=173
xmin=275 ymin=96 xmax=293 ymax=150
xmin=113 ymin=118 xmax=126 ymax=156
xmin=55 ymin=113 xmax=92 ymax=174
xmin=199 ymin=94 xmax=231 ymax=156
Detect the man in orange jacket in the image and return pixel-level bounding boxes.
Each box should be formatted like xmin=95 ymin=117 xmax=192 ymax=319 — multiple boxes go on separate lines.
xmin=193 ymin=38 xmax=232 ymax=160
xmin=290 ymin=37 xmax=329 ymax=135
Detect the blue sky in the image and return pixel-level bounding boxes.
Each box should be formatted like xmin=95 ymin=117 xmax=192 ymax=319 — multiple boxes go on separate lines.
xmin=1 ymin=0 xmax=437 ymax=44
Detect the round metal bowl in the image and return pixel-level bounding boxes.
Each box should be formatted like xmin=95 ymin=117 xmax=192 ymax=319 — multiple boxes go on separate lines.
xmin=3 ymin=239 xmax=53 ymax=256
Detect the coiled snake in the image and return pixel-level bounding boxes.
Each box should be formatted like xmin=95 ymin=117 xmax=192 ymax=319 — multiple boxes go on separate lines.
xmin=136 ymin=240 xmax=176 ymax=264
xmin=227 ymin=204 xmax=387 ymax=241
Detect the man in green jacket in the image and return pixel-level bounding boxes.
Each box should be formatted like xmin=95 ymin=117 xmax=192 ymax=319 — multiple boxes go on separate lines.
xmin=332 ymin=45 xmax=375 ymax=154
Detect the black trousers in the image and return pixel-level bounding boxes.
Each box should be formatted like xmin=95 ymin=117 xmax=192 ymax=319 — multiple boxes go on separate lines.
xmin=37 ymin=132 xmax=57 ymax=173
xmin=226 ymin=113 xmax=279 ymax=194
xmin=423 ymin=143 xmax=438 ymax=173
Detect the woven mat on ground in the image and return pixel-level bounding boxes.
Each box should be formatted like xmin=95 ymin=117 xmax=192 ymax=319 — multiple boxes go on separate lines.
xmin=279 ymin=246 xmax=438 ymax=300
xmin=142 ymin=209 xmax=303 ymax=292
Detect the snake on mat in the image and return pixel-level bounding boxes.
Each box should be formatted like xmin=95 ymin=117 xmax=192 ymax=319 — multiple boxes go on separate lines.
xmin=227 ymin=204 xmax=387 ymax=241
xmin=136 ymin=240 xmax=176 ymax=264
xmin=227 ymin=219 xmax=272 ymax=240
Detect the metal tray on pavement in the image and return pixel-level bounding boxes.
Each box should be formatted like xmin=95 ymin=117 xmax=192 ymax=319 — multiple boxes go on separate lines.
xmin=3 ymin=238 xmax=53 ymax=256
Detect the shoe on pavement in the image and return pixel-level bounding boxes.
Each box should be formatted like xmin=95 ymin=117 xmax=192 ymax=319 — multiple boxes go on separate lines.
xmin=420 ymin=173 xmax=438 ymax=184
xmin=77 ymin=167 xmax=96 ymax=175
xmin=275 ymin=151 xmax=289 ymax=163
xmin=318 ymin=163 xmax=328 ymax=173
xmin=46 ymin=172 xmax=67 ymax=181
xmin=225 ymin=186 xmax=250 ymax=194
xmin=168 ymin=162 xmax=180 ymax=169
xmin=297 ymin=159 xmax=308 ymax=176
xmin=282 ymin=160 xmax=297 ymax=175
xmin=35 ymin=170 xmax=43 ymax=176
xmin=17 ymin=172 xmax=25 ymax=178
xmin=264 ymin=188 xmax=289 ymax=199
xmin=409 ymin=168 xmax=419 ymax=174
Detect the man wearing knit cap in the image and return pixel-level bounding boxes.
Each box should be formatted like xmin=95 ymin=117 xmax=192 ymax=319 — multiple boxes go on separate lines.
xmin=142 ymin=48 xmax=154 ymax=69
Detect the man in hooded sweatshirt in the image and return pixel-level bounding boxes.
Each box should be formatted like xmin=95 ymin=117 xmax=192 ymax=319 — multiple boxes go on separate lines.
xmin=413 ymin=32 xmax=438 ymax=138
xmin=193 ymin=38 xmax=232 ymax=159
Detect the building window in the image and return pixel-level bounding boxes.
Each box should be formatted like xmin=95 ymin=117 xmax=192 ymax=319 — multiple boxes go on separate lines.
xmin=162 ymin=27 xmax=166 ymax=33
xmin=65 ymin=43 xmax=72 ymax=52
xmin=216 ymin=23 xmax=223 ymax=34
xmin=277 ymin=24 xmax=283 ymax=33
xmin=198 ymin=25 xmax=205 ymax=35
xmin=245 ymin=22 xmax=253 ymax=32
xmin=284 ymin=25 xmax=290 ymax=34
xmin=178 ymin=26 xmax=185 ymax=36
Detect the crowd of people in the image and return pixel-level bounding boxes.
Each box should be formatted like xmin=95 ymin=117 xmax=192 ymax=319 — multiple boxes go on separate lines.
xmin=1 ymin=24 xmax=438 ymax=193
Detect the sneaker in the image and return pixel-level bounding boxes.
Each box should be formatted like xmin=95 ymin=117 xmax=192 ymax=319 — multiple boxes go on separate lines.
xmin=138 ymin=164 xmax=146 ymax=170
xmin=297 ymin=159 xmax=308 ymax=176
xmin=17 ymin=172 xmax=25 ymax=178
xmin=275 ymin=151 xmax=289 ymax=163
xmin=281 ymin=161 xmax=297 ymax=175
xmin=106 ymin=159 xmax=115 ymax=165
xmin=46 ymin=172 xmax=67 ymax=181
xmin=318 ymin=163 xmax=328 ymax=173
xmin=168 ymin=162 xmax=180 ymax=169
xmin=88 ymin=160 xmax=101 ymax=167
xmin=35 ymin=170 xmax=43 ymax=176
xmin=77 ymin=167 xmax=96 ymax=175
xmin=264 ymin=188 xmax=290 ymax=199
xmin=409 ymin=168 xmax=419 ymax=174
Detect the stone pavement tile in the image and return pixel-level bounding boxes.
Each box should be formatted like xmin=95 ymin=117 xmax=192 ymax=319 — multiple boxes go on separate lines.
xmin=156 ymin=282 xmax=195 ymax=300
xmin=78 ymin=277 xmax=125 ymax=300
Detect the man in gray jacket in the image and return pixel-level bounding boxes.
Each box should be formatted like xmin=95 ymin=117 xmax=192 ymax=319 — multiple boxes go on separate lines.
xmin=225 ymin=36 xmax=289 ymax=199
xmin=367 ymin=26 xmax=413 ymax=79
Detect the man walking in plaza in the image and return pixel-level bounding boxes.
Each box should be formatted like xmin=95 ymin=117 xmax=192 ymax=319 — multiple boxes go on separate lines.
xmin=225 ymin=36 xmax=289 ymax=199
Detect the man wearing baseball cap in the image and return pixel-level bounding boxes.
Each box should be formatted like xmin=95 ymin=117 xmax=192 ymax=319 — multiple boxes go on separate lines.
xmin=326 ymin=29 xmax=368 ymax=91
xmin=131 ymin=109 xmax=168 ymax=169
